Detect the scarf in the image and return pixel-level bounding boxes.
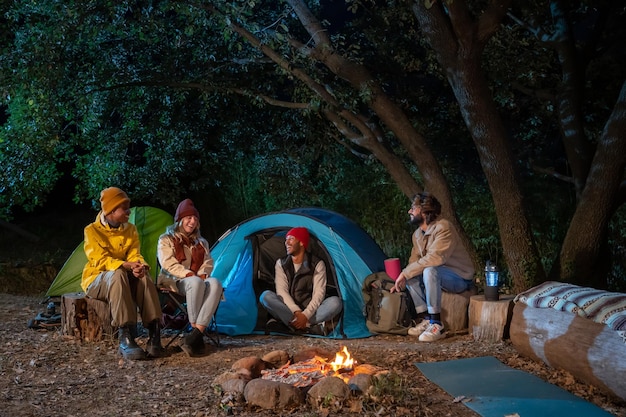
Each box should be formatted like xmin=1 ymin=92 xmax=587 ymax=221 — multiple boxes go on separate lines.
xmin=173 ymin=236 xmax=206 ymax=274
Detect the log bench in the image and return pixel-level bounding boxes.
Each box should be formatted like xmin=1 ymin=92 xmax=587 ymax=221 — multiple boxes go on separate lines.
xmin=61 ymin=292 xmax=115 ymax=342
xmin=510 ymin=283 xmax=626 ymax=401
xmin=441 ymin=288 xmax=477 ymax=334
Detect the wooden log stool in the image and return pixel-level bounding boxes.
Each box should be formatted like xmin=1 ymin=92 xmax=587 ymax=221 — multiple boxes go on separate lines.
xmin=441 ymin=288 xmax=477 ymax=334
xmin=61 ymin=292 xmax=114 ymax=342
xmin=468 ymin=294 xmax=514 ymax=342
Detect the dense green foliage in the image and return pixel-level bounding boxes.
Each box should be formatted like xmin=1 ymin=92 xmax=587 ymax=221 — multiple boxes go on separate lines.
xmin=1 ymin=0 xmax=624 ymax=290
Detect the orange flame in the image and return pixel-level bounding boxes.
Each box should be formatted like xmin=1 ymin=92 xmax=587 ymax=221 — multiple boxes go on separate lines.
xmin=329 ymin=346 xmax=354 ymax=372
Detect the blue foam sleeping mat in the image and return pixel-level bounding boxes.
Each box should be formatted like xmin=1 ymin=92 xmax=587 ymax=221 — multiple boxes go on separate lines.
xmin=415 ymin=356 xmax=614 ymax=417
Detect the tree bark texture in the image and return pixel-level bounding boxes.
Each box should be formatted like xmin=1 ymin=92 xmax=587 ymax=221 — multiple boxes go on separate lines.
xmin=557 ymin=81 xmax=626 ymax=287
xmin=441 ymin=289 xmax=477 ymax=334
xmin=468 ymin=295 xmax=514 ymax=342
xmin=549 ymin=2 xmax=593 ymax=197
xmin=61 ymin=292 xmax=114 ymax=342
xmin=510 ymin=302 xmax=626 ymax=401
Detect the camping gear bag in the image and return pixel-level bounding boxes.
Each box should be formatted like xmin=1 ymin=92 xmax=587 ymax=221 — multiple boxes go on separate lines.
xmin=362 ymin=272 xmax=416 ymax=335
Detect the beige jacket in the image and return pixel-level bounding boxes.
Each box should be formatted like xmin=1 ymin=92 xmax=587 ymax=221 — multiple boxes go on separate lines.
xmin=157 ymin=234 xmax=214 ymax=290
xmin=402 ymin=218 xmax=474 ymax=281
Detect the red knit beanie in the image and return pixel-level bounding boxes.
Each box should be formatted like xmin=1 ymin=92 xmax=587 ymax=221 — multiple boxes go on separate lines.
xmin=100 ymin=187 xmax=130 ymax=215
xmin=174 ymin=198 xmax=200 ymax=222
xmin=286 ymin=227 xmax=310 ymax=249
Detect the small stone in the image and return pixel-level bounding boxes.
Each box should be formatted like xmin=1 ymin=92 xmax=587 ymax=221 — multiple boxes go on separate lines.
xmin=353 ymin=363 xmax=382 ymax=375
xmin=307 ymin=376 xmax=351 ymax=409
xmin=213 ymin=371 xmax=250 ymax=386
xmin=220 ymin=378 xmax=247 ymax=402
xmin=262 ymin=350 xmax=290 ymax=368
xmin=244 ymin=379 xmax=304 ymax=409
xmin=231 ymin=356 xmax=272 ymax=379
xmin=293 ymin=347 xmax=334 ymax=363
xmin=348 ymin=373 xmax=372 ymax=394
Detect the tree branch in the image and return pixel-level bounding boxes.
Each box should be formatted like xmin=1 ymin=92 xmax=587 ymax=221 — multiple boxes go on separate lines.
xmin=445 ymin=0 xmax=476 ymax=51
xmin=285 ymin=0 xmax=331 ymax=48
xmin=531 ymin=164 xmax=575 ymax=184
xmin=231 ymin=89 xmax=311 ymax=109
xmin=510 ymin=81 xmax=555 ymax=101
xmin=477 ymin=0 xmax=512 ymax=43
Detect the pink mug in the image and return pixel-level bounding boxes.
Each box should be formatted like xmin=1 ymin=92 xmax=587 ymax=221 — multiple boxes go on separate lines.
xmin=384 ymin=258 xmax=401 ymax=280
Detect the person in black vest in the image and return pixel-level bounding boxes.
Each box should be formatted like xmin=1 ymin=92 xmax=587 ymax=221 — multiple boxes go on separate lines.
xmin=259 ymin=227 xmax=342 ymax=336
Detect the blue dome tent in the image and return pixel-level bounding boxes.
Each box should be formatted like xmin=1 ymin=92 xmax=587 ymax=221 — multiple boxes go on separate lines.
xmin=210 ymin=207 xmax=387 ymax=339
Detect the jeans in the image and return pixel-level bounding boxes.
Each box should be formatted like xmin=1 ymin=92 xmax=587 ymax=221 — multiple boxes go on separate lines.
xmin=175 ymin=276 xmax=223 ymax=327
xmin=405 ymin=266 xmax=472 ymax=315
xmin=259 ymin=290 xmax=342 ymax=327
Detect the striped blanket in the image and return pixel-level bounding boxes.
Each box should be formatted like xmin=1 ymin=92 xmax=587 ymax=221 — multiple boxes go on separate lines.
xmin=514 ymin=281 xmax=626 ymax=331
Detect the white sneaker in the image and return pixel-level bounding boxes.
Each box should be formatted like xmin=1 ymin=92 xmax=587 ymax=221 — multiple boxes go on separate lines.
xmin=418 ymin=322 xmax=445 ymax=342
xmin=408 ymin=319 xmax=431 ymax=336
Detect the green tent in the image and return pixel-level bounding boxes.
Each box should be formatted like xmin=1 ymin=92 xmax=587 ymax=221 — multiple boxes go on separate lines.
xmin=46 ymin=206 xmax=173 ymax=297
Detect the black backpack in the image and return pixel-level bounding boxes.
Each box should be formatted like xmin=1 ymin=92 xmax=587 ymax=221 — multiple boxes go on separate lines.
xmin=362 ymin=272 xmax=417 ymax=335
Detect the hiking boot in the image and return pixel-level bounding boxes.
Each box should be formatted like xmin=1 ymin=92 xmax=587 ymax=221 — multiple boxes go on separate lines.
xmin=146 ymin=320 xmax=165 ymax=358
xmin=418 ymin=322 xmax=445 ymax=342
xmin=118 ymin=326 xmax=147 ymax=360
xmin=265 ymin=318 xmax=291 ymax=334
xmin=408 ymin=319 xmax=431 ymax=336
xmin=181 ymin=328 xmax=205 ymax=357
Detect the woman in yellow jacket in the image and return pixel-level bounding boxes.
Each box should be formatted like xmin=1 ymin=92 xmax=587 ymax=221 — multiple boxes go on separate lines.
xmin=81 ymin=187 xmax=164 ymax=360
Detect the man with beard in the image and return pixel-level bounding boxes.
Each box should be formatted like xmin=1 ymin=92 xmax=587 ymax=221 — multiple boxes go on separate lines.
xmin=259 ymin=227 xmax=342 ymax=336
xmin=391 ymin=193 xmax=475 ymax=341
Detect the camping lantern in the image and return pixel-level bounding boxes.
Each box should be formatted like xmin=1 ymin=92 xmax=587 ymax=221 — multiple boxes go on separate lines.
xmin=484 ymin=260 xmax=500 ymax=301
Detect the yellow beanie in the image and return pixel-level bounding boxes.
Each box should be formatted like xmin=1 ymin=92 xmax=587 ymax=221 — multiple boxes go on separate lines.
xmin=100 ymin=187 xmax=130 ymax=215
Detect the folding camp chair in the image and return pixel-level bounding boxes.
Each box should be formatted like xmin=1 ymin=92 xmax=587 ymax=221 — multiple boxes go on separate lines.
xmin=158 ymin=285 xmax=221 ymax=348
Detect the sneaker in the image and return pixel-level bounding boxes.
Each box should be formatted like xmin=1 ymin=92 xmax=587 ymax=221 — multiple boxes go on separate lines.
xmin=418 ymin=322 xmax=445 ymax=342
xmin=408 ymin=319 xmax=431 ymax=336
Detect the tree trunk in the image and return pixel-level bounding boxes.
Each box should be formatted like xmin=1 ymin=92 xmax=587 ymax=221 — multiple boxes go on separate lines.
xmin=412 ymin=0 xmax=545 ymax=292
xmin=451 ymin=61 xmax=545 ymax=292
xmin=550 ymin=2 xmax=593 ymax=198
xmin=556 ymin=81 xmax=626 ymax=287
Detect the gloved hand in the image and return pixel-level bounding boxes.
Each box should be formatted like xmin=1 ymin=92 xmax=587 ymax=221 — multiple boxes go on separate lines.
xmin=291 ymin=311 xmax=308 ymax=329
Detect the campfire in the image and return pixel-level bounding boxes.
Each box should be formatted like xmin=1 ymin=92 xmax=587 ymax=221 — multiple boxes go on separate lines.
xmin=215 ymin=346 xmax=388 ymax=411
xmin=261 ymin=346 xmax=356 ymax=387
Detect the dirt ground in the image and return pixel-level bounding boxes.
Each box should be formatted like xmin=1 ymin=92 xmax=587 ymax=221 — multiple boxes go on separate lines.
xmin=1 ymin=294 xmax=625 ymax=417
